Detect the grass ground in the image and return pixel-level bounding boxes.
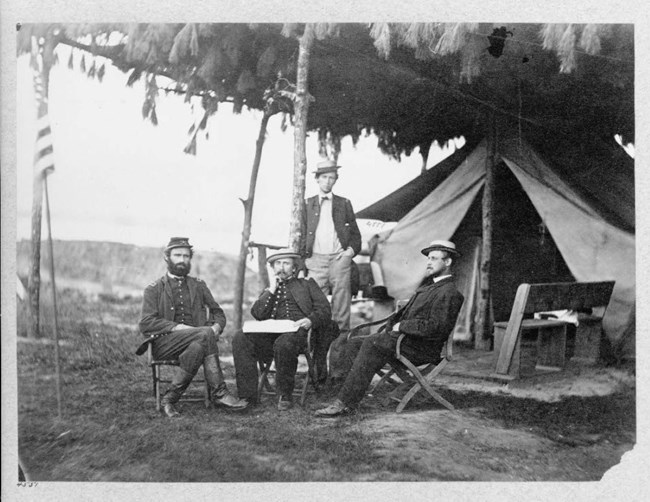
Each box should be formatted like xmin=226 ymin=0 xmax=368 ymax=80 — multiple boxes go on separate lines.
xmin=16 ymin=289 xmax=636 ymax=482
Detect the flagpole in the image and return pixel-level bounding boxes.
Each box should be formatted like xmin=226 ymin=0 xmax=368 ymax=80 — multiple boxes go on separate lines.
xmin=44 ymin=174 xmax=62 ymax=420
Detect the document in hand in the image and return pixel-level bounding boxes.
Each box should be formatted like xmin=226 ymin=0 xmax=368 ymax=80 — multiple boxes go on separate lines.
xmin=242 ymin=319 xmax=299 ymax=334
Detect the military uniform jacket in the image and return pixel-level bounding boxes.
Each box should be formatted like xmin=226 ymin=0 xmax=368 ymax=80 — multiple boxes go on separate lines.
xmin=251 ymin=277 xmax=332 ymax=332
xmin=300 ymin=194 xmax=362 ymax=258
xmin=139 ymin=275 xmax=226 ymax=337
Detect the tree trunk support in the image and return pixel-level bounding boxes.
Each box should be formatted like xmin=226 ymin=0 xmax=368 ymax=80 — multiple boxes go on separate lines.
xmin=288 ymin=24 xmax=315 ymax=252
xmin=475 ymin=113 xmax=497 ymax=350
xmin=232 ymin=112 xmax=272 ymax=332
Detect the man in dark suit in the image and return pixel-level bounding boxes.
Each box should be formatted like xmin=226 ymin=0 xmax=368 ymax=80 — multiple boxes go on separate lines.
xmin=300 ymin=159 xmax=362 ymax=336
xmin=315 ymin=240 xmax=464 ymax=417
xmin=232 ymin=249 xmax=333 ymax=411
xmin=138 ymin=237 xmax=248 ymax=417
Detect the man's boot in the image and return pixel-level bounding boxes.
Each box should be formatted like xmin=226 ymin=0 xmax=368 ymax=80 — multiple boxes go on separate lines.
xmin=203 ymin=354 xmax=248 ymax=410
xmin=161 ymin=367 xmax=195 ymax=418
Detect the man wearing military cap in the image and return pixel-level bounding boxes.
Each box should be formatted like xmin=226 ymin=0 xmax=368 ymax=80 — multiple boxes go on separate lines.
xmin=315 ymin=239 xmax=464 ymax=417
xmin=138 ymin=237 xmax=248 ymax=417
xmin=300 ymin=159 xmax=362 ymax=337
xmin=232 ymin=249 xmax=333 ymax=411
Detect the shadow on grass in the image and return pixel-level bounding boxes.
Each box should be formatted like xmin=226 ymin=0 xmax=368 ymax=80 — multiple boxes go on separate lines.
xmin=388 ymin=384 xmax=636 ymax=446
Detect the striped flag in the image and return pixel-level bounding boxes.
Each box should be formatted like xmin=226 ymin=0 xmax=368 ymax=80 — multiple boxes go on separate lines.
xmin=31 ymin=36 xmax=55 ymax=175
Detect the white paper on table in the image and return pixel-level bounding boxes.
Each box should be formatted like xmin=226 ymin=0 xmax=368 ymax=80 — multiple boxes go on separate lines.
xmin=533 ymin=309 xmax=580 ymax=326
xmin=242 ymin=319 xmax=299 ymax=334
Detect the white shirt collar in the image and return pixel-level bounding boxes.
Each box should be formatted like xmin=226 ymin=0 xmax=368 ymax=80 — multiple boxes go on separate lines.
xmin=167 ymin=272 xmax=184 ymax=280
xmin=319 ymin=191 xmax=334 ymax=200
xmin=433 ymin=274 xmax=452 ymax=283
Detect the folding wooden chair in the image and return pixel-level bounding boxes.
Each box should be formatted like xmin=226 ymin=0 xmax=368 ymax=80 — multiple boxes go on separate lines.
xmin=382 ymin=332 xmax=455 ymax=412
xmin=256 ymin=328 xmax=319 ymax=407
xmin=349 ymin=317 xmax=456 ymax=413
xmin=147 ymin=344 xmax=210 ymax=411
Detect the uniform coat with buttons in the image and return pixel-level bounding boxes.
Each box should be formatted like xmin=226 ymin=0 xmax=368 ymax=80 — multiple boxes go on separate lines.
xmin=139 ymin=275 xmax=226 ymax=337
xmin=232 ymin=277 xmax=334 ymax=401
xmin=250 ymin=277 xmax=331 ymax=330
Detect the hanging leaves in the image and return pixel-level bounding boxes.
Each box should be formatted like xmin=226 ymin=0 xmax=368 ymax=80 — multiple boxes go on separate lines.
xmin=541 ymin=23 xmax=578 ymax=73
xmin=236 ymin=69 xmax=257 ymax=94
xmin=126 ymin=67 xmax=143 ymax=86
xmin=183 ymin=135 xmax=197 ymax=155
xmin=460 ymin=36 xmax=483 ymax=83
xmin=97 ymin=64 xmax=105 ymax=82
xmin=281 ymin=24 xmax=300 ymax=38
xmin=434 ymin=23 xmax=479 ymax=56
xmin=579 ymin=24 xmax=601 ymax=55
xmin=369 ymin=23 xmax=392 ymax=59
xmin=256 ymin=45 xmax=278 ymax=77
xmin=141 ymin=73 xmax=159 ymax=125
xmin=169 ymin=23 xmax=199 ymax=64
xmin=313 ymin=23 xmax=340 ymax=40
xmin=87 ymin=60 xmax=96 ymax=79
xmin=68 ymin=51 xmax=74 ymax=69
xmin=80 ymin=54 xmax=86 ymax=73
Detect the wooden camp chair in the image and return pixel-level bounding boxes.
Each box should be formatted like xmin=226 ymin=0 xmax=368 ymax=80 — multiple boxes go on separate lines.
xmin=147 ymin=344 xmax=210 ymax=412
xmin=256 ymin=328 xmax=319 ymax=407
xmin=348 ymin=313 xmax=456 ymax=413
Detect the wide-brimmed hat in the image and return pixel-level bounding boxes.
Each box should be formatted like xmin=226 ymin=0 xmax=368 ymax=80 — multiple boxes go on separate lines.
xmin=420 ymin=239 xmax=459 ymax=256
xmin=365 ymin=285 xmax=394 ymax=302
xmin=267 ymin=248 xmax=301 ymax=265
xmin=165 ymin=237 xmax=193 ymax=252
xmin=313 ymin=159 xmax=341 ymax=176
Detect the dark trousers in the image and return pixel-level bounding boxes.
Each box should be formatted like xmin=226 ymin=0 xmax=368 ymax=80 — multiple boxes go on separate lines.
xmin=152 ymin=327 xmax=218 ymax=376
xmin=232 ymin=329 xmax=308 ymax=401
xmin=338 ymin=330 xmax=441 ymax=408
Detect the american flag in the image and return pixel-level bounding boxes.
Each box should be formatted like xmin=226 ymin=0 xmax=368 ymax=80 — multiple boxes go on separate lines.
xmin=31 ymin=36 xmax=55 ymax=175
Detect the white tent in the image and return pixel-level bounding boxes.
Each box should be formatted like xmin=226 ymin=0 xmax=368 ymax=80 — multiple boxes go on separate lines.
xmin=358 ymin=135 xmax=635 ymax=356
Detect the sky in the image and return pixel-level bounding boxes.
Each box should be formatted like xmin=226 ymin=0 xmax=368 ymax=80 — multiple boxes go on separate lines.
xmin=16 ymin=44 xmax=461 ymax=256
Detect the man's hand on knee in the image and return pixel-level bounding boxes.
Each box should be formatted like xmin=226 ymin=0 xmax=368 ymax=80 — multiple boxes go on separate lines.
xmin=210 ymin=323 xmax=222 ymax=340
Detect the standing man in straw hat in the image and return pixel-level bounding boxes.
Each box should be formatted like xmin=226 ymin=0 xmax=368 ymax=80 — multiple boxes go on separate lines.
xmin=301 ymin=159 xmax=362 ymax=373
xmin=232 ymin=249 xmax=332 ymax=411
xmin=315 ymin=239 xmax=464 ymax=417
xmin=138 ymin=237 xmax=248 ymax=417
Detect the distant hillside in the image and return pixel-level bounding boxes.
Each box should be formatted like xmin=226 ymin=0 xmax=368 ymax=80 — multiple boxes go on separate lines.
xmin=16 ymin=240 xmax=259 ymax=302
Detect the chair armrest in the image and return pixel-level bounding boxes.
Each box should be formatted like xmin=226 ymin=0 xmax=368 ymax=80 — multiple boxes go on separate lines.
xmin=306 ymin=328 xmax=313 ymax=353
xmin=347 ymin=315 xmax=392 ymax=341
xmin=395 ymin=333 xmax=406 ymax=358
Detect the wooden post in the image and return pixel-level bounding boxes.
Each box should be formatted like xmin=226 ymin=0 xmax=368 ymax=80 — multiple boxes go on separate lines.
xmin=232 ymin=111 xmax=272 ymax=332
xmin=44 ymin=175 xmax=62 ymax=419
xmin=288 ymin=23 xmax=315 ymax=252
xmin=29 ymin=172 xmax=44 ymax=338
xmin=257 ymin=246 xmax=269 ymax=290
xmin=475 ymin=113 xmax=497 ymax=350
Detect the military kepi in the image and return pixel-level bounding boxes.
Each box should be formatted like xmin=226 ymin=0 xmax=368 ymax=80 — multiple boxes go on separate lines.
xmin=420 ymin=239 xmax=459 ymax=256
xmin=313 ymin=159 xmax=341 ymax=176
xmin=165 ymin=237 xmax=193 ymax=252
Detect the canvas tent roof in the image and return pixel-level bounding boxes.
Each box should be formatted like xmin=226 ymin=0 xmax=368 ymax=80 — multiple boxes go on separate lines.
xmin=358 ymin=133 xmax=635 ymax=355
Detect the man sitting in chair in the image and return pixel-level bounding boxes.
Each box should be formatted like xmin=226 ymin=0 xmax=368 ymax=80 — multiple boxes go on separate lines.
xmin=232 ymin=249 xmax=332 ymax=411
xmin=315 ymin=239 xmax=464 ymax=417
xmin=137 ymin=237 xmax=248 ymax=417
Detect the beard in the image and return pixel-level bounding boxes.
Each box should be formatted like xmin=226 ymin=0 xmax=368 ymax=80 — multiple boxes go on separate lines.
xmin=276 ymin=271 xmax=293 ymax=282
xmin=167 ymin=261 xmax=191 ymax=277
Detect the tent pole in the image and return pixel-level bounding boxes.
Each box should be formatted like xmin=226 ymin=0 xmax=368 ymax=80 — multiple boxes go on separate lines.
xmin=475 ymin=113 xmax=497 ymax=350
xmin=44 ymin=174 xmax=63 ymax=419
